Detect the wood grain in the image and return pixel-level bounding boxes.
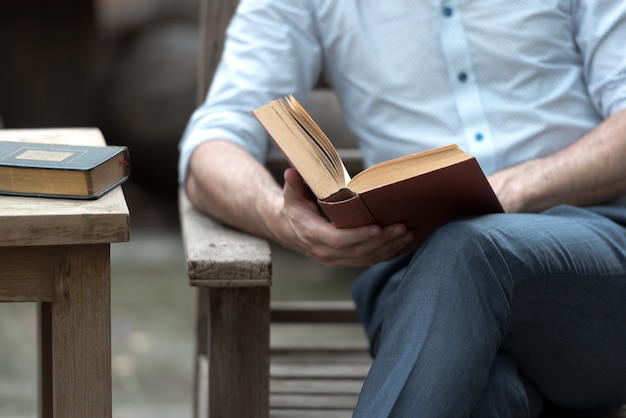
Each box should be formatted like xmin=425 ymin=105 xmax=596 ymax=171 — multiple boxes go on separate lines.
xmin=197 ymin=0 xmax=240 ymax=104
xmin=0 ymin=129 xmax=130 ymax=247
xmin=208 ymin=287 xmax=270 ymax=418
xmin=180 ymin=188 xmax=271 ymax=286
xmin=49 ymin=244 xmax=112 ymax=418
xmin=0 ymin=246 xmax=54 ymax=301
xmin=0 ymin=128 xmax=129 ymax=418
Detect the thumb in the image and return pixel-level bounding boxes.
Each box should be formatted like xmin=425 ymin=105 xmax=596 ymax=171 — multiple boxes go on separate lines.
xmin=284 ymin=167 xmax=306 ymax=198
xmin=283 ymin=168 xmax=318 ymax=206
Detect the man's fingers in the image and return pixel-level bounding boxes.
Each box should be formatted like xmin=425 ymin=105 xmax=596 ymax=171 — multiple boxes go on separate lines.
xmin=283 ymin=168 xmax=306 ymax=200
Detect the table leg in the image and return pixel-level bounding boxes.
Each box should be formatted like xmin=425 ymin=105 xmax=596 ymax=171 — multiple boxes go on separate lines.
xmin=50 ymin=244 xmax=112 ymax=418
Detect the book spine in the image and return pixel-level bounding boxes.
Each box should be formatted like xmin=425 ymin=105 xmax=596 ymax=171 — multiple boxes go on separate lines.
xmin=318 ymin=194 xmax=377 ymax=228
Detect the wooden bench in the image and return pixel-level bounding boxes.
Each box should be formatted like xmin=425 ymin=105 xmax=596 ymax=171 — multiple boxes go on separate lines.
xmin=180 ymin=187 xmax=368 ymax=418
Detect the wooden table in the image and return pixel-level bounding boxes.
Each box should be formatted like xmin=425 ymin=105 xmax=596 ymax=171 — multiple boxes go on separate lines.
xmin=0 ymin=129 xmax=130 ymax=418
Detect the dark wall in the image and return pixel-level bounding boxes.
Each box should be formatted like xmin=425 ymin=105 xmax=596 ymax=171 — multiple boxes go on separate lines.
xmin=0 ymin=1 xmax=98 ymax=128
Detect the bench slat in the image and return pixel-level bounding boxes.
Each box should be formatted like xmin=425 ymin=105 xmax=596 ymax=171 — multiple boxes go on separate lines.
xmin=271 ymin=301 xmax=359 ymax=323
xmin=271 ymin=378 xmax=364 ymax=394
xmin=270 ymin=410 xmax=352 ymax=418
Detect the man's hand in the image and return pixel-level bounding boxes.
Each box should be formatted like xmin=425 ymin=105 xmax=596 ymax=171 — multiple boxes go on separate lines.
xmin=271 ymin=168 xmax=413 ymax=268
xmin=488 ymin=108 xmax=626 ymax=214
xmin=487 ymin=159 xmax=543 ymax=213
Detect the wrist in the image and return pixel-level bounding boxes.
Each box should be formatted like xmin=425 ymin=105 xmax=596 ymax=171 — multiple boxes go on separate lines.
xmin=490 ymin=158 xmax=552 ymax=213
xmin=256 ymin=191 xmax=286 ymax=241
xmin=511 ymin=157 xmax=560 ymax=212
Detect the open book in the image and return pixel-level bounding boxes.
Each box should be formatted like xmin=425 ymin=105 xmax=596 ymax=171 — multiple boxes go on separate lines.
xmin=253 ymin=95 xmax=503 ymax=251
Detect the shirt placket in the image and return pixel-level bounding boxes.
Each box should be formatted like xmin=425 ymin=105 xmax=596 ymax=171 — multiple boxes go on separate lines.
xmin=439 ymin=0 xmax=495 ymax=173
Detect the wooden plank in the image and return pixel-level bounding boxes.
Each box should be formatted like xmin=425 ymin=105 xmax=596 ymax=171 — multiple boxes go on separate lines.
xmin=271 ymin=378 xmax=364 ymax=394
xmin=198 ymin=0 xmax=240 ymax=103
xmin=271 ymin=393 xmax=358 ymax=410
xmin=50 ymin=244 xmax=112 ymax=418
xmin=272 ymin=350 xmax=372 ymax=364
xmin=271 ymin=363 xmax=371 ymax=379
xmin=0 ymin=197 xmax=129 ymax=246
xmin=269 ymin=348 xmax=370 ymax=417
xmin=272 ymin=342 xmax=369 ymax=352
xmin=271 ymin=301 xmax=359 ymax=323
xmin=209 ymin=287 xmax=270 ymax=418
xmin=179 ymin=188 xmax=272 ymax=286
xmin=0 ymin=246 xmax=54 ymax=301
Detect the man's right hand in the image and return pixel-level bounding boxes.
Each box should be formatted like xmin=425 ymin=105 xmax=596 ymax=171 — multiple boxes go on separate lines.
xmin=270 ymin=168 xmax=413 ymax=268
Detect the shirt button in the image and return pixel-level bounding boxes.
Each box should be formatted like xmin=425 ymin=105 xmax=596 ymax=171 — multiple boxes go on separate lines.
xmin=458 ymin=72 xmax=468 ymax=82
xmin=475 ymin=133 xmax=484 ymax=141
xmin=442 ymin=7 xmax=453 ymax=17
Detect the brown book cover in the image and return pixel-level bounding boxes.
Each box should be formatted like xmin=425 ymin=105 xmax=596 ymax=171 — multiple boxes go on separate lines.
xmin=0 ymin=141 xmax=130 ymax=199
xmin=319 ymin=159 xmax=502 ymax=250
xmin=253 ymin=96 xmax=503 ymax=252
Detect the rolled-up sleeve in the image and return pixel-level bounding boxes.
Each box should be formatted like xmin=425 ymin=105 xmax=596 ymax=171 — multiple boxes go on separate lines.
xmin=574 ymin=1 xmax=626 ymax=117
xmin=178 ymin=0 xmax=323 ymax=183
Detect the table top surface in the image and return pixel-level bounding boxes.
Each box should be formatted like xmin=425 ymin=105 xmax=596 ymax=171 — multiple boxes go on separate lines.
xmin=0 ymin=128 xmax=130 ymax=246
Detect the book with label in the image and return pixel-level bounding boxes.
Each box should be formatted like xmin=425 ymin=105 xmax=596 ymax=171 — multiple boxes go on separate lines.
xmin=0 ymin=141 xmax=130 ymax=199
xmin=252 ymin=95 xmax=503 ymax=251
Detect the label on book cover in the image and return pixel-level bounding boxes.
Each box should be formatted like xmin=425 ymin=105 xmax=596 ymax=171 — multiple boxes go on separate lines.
xmin=14 ymin=149 xmax=84 ymax=163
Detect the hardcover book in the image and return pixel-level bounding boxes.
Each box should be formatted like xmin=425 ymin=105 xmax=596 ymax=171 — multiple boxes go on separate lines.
xmin=0 ymin=141 xmax=130 ymax=199
xmin=252 ymin=95 xmax=503 ymax=251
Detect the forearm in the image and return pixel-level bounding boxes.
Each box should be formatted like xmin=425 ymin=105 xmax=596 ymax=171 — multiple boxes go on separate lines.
xmin=185 ymin=140 xmax=283 ymax=239
xmin=490 ymin=108 xmax=626 ymax=213
xmin=184 ymin=140 xmax=415 ymax=267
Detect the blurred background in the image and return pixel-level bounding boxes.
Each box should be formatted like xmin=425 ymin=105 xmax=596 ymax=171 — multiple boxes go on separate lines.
xmin=0 ymin=0 xmax=360 ymax=416
xmin=0 ymin=0 xmax=199 ymax=224
xmin=0 ymin=1 xmax=199 ymax=416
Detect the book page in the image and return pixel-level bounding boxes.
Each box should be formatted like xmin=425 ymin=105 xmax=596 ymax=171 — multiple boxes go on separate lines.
xmin=253 ymin=100 xmax=345 ymax=198
xmin=347 ymin=144 xmax=470 ymax=193
xmin=282 ymin=96 xmax=347 ymax=185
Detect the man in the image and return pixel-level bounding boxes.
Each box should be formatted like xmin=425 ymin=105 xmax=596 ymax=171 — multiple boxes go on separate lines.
xmin=180 ymin=1 xmax=626 ymax=416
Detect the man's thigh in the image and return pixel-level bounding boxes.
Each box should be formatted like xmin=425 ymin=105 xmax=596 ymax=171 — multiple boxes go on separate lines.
xmin=465 ymin=205 xmax=626 ymax=412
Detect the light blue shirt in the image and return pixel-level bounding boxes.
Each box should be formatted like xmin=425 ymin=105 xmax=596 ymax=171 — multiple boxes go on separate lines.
xmin=179 ymin=0 xmax=626 ymax=181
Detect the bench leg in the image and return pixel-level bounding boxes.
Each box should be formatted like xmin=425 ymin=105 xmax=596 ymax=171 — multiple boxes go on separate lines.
xmin=195 ymin=286 xmax=270 ymax=418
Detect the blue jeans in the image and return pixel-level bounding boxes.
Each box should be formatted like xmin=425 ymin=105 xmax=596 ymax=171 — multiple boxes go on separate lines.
xmin=352 ymin=205 xmax=626 ymax=417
